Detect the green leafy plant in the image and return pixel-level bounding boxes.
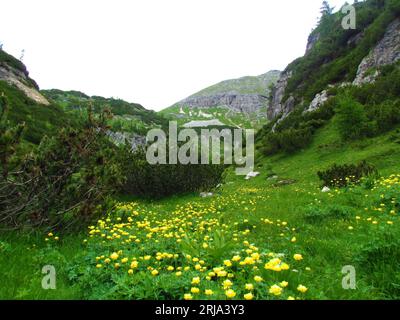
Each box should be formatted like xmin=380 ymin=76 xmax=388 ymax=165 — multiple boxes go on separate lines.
xmin=121 ymin=147 xmax=226 ymax=199
xmin=0 ymin=103 xmax=125 ymax=230
xmin=317 ymin=160 xmax=378 ymax=188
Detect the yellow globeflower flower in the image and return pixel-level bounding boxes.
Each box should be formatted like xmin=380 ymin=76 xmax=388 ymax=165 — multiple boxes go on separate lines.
xmin=191 ymin=287 xmax=200 ymax=294
xmin=254 ymin=276 xmax=263 ymax=283
xmin=269 ymin=285 xmax=283 ymax=296
xmin=297 ymin=285 xmax=308 ymax=293
xmin=114 ymin=263 xmax=120 ymax=269
xmin=244 ymin=293 xmax=254 ymax=300
xmin=225 ymin=289 xmax=236 ymax=299
xmin=245 ymin=283 xmax=254 ymax=291
xmin=291 ymin=237 xmax=297 ymax=243
xmin=280 ymin=281 xmax=289 ymax=288
xmin=294 ymin=254 xmax=303 ymax=261
xmin=217 ymin=270 xmax=227 ymax=277
xmin=224 ymin=260 xmax=232 ymax=267
xmin=205 ymin=289 xmax=214 ymax=296
xmin=96 ymin=264 xmax=102 ymax=268
xmin=288 ymin=296 xmax=295 ymax=300
xmin=184 ymin=294 xmax=193 ymax=300
xmin=176 ymin=271 xmax=183 ymax=277
xmin=223 ymin=279 xmax=233 ymax=289
xmin=280 ymin=263 xmax=290 ymax=270
xmin=121 ymin=258 xmax=128 ymax=264
xmin=128 ymin=269 xmax=134 ymax=275
xmin=130 ymin=261 xmax=138 ymax=269
xmin=151 ymin=269 xmax=159 ymax=276
xmin=110 ymin=252 xmax=119 ymax=260
xmin=191 ymin=277 xmax=200 ymax=285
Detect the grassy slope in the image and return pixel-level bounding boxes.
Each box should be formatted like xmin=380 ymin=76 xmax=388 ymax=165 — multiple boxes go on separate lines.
xmin=42 ymin=89 xmax=168 ymax=135
xmin=160 ymin=71 xmax=280 ymax=129
xmin=159 ymin=105 xmax=265 ymax=129
xmin=0 ymin=81 xmax=75 ymax=145
xmin=2 ymin=120 xmax=399 ymax=299
xmin=190 ymin=71 xmax=280 ymax=97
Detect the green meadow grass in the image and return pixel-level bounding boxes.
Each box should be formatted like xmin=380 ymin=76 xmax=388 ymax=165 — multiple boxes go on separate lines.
xmin=1 ymin=123 xmax=400 ymax=300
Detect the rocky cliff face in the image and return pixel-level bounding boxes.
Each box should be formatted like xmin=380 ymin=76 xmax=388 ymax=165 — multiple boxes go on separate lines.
xmin=267 ymin=29 xmax=321 ymax=120
xmin=0 ymin=52 xmax=49 ymax=105
xmin=267 ymin=15 xmax=400 ymax=121
xmin=267 ymin=70 xmax=294 ymax=120
xmin=305 ymin=32 xmax=320 ymax=54
xmin=179 ymin=93 xmax=269 ymax=114
xmin=173 ymin=70 xmax=280 ymax=115
xmin=353 ymin=18 xmax=400 ymax=85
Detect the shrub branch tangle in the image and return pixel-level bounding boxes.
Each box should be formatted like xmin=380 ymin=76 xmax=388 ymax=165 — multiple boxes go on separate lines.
xmin=0 ymin=98 xmax=125 ymax=230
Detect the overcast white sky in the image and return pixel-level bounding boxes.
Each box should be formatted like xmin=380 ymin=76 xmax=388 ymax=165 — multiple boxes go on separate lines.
xmin=0 ymin=0 xmax=352 ymax=110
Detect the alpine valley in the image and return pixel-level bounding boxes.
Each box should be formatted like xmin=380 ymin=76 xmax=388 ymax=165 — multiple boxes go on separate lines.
xmin=1 ymin=0 xmax=400 ymax=301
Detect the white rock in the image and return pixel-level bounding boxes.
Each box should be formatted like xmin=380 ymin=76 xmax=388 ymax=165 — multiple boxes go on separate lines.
xmin=304 ymin=90 xmax=329 ymax=113
xmin=200 ymin=192 xmax=213 ymax=198
xmin=245 ymin=172 xmax=260 ymax=180
xmin=322 ymin=186 xmax=331 ymax=193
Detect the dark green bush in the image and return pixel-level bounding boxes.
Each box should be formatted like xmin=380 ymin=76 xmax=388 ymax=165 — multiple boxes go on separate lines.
xmin=368 ymin=100 xmax=400 ymax=132
xmin=0 ymin=106 xmax=125 ymax=230
xmin=335 ymin=94 xmax=371 ymax=140
xmin=304 ymin=204 xmax=355 ymax=224
xmin=261 ymin=126 xmax=314 ymax=155
xmin=278 ymin=127 xmax=313 ymax=153
xmin=121 ymin=147 xmax=226 ymax=199
xmin=317 ymin=160 xmax=378 ymax=188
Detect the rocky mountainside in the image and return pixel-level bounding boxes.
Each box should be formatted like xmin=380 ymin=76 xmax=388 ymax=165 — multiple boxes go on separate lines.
xmin=0 ymin=49 xmax=49 ymax=105
xmin=0 ymin=49 xmax=166 ymax=145
xmin=266 ymin=0 xmax=400 ymax=124
xmin=177 ymin=70 xmax=280 ymax=113
xmin=161 ymin=70 xmax=280 ymax=129
xmin=0 ymin=49 xmax=75 ymax=143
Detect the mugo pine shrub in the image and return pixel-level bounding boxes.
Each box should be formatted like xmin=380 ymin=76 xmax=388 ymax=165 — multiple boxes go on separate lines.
xmin=317 ymin=160 xmax=377 ymax=188
xmin=121 ymin=146 xmax=226 ymax=199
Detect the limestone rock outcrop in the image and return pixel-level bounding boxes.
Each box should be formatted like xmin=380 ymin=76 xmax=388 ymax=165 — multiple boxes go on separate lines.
xmin=0 ymin=55 xmax=49 ymax=105
xmin=353 ymin=18 xmax=400 ymax=86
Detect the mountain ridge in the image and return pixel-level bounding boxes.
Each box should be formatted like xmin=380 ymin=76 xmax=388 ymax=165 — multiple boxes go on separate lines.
xmin=161 ymin=70 xmax=281 ymax=129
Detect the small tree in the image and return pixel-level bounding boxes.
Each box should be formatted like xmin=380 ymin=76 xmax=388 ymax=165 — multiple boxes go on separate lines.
xmin=318 ymin=1 xmax=335 ymax=25
xmin=320 ymin=1 xmax=334 ymax=16
xmin=335 ymin=94 xmax=369 ymax=140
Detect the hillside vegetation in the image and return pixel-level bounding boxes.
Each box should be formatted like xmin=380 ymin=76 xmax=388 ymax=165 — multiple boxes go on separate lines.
xmin=161 ymin=70 xmax=281 ymax=129
xmin=1 ymin=122 xmax=400 ymax=299
xmin=1 ymin=0 xmax=400 ymax=301
xmin=189 ymin=71 xmax=281 ymax=97
xmin=42 ymin=89 xmax=168 ymax=135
